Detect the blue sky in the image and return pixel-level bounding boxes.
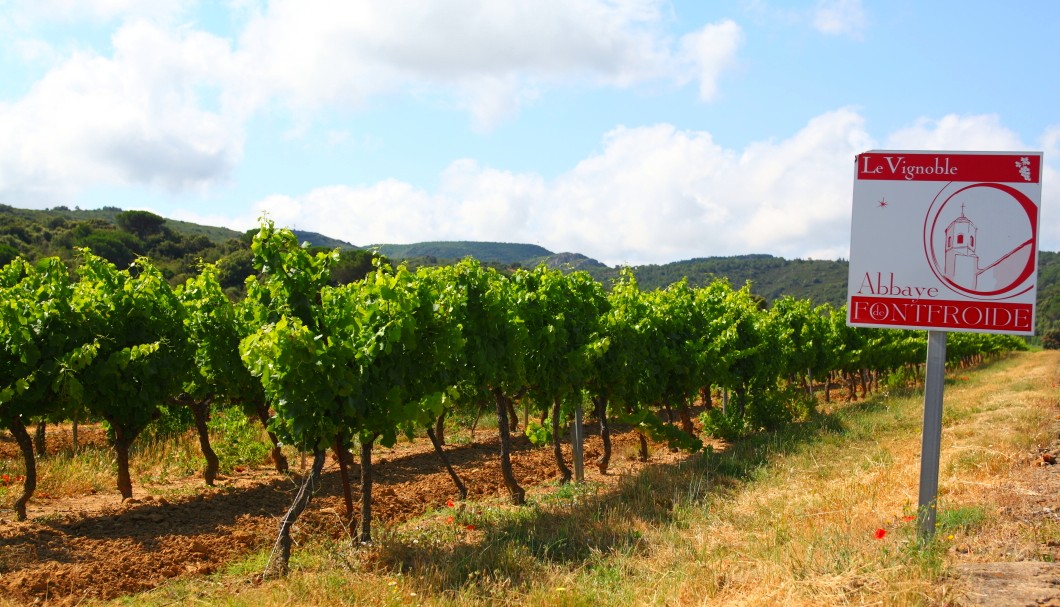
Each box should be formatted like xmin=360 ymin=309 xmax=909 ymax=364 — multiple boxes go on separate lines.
xmin=1 ymin=0 xmax=1057 ymax=265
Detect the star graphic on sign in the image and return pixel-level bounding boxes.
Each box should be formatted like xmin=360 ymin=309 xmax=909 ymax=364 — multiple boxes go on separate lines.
xmin=878 ymin=197 xmax=889 ymax=208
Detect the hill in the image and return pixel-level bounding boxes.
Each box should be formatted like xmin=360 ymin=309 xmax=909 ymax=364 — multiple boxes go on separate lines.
xmin=0 ymin=204 xmax=375 ymax=294
xmin=372 ymin=241 xmax=553 ymax=265
xmin=291 ymin=230 xmax=359 ymax=250
xmin=597 ymin=254 xmax=849 ymax=306
xmin=0 ymin=203 xmax=1056 ymax=336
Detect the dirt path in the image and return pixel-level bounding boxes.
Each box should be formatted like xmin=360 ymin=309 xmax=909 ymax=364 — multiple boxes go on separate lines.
xmin=949 ymin=351 xmax=1060 ymax=606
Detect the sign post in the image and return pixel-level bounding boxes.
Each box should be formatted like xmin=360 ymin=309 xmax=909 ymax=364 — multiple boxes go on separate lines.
xmin=847 ymin=150 xmax=1043 ymax=541
xmin=917 ymin=330 xmax=946 ymax=538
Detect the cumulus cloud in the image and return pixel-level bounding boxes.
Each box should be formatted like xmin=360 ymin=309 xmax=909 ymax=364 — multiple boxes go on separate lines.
xmin=233 ymin=0 xmax=734 ymax=125
xmin=546 ymin=108 xmax=872 ymax=263
xmin=679 ymin=19 xmax=743 ymax=101
xmin=1037 ymin=125 xmax=1060 ymax=249
xmin=248 ymin=109 xmax=873 ymax=265
xmin=246 ymin=110 xmax=1060 ymax=265
xmin=0 ymin=19 xmax=244 ymax=204
xmin=885 ymin=114 xmax=1026 ymax=151
xmin=1 ymin=2 xmax=743 ymax=201
xmin=248 ymin=163 xmax=548 ymax=247
xmin=812 ymin=0 xmax=867 ymax=38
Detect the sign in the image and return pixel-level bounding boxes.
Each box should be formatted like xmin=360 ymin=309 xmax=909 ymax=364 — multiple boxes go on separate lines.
xmin=847 ymin=150 xmax=1043 ymax=335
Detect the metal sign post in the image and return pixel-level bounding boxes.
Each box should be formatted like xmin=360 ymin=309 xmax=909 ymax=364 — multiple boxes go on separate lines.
xmin=917 ymin=330 xmax=947 ymax=541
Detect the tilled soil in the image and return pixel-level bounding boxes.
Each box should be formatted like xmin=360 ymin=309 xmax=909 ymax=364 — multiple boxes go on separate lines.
xmin=0 ymin=425 xmax=682 ymax=605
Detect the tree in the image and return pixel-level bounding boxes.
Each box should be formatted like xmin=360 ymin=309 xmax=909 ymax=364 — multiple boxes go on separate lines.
xmin=1041 ymin=328 xmax=1060 ymax=350
xmin=115 ymin=210 xmax=166 ymax=239
xmin=0 ymin=243 xmax=19 ymax=266
xmin=329 ymin=249 xmax=381 ymax=285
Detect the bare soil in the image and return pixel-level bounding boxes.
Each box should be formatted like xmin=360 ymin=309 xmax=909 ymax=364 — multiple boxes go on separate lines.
xmin=0 ymin=424 xmax=689 ymax=605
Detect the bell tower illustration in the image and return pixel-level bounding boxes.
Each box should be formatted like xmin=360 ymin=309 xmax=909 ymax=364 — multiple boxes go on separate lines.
xmin=944 ymin=204 xmax=979 ymax=289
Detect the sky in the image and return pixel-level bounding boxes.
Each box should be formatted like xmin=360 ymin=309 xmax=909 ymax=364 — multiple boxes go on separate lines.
xmin=0 ymin=0 xmax=1058 ymax=266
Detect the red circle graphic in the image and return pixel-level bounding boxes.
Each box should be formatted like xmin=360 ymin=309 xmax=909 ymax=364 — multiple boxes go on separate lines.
xmin=923 ymin=182 xmax=1037 ymax=300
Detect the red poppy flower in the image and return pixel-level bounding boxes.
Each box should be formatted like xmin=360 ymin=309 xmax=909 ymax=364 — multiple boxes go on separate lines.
xmin=446 ymin=499 xmax=454 ymax=508
xmin=902 ymin=515 xmax=915 ymax=522
xmin=874 ymin=528 xmax=887 ymax=539
xmin=465 ymin=524 xmax=476 ymax=531
xmin=2 ymin=474 xmax=9 ymax=484
xmin=446 ymin=516 xmax=454 ymax=523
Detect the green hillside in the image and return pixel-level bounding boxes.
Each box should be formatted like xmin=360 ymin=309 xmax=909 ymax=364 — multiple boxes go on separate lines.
xmin=1 ymin=203 xmax=1056 ymax=338
xmin=292 ymin=230 xmax=359 ymax=250
xmin=373 ymin=241 xmax=553 ymax=265
xmin=603 ymin=254 xmax=849 ymax=306
xmin=29 ymin=205 xmax=245 ymax=244
xmin=0 ymin=204 xmax=378 ymax=295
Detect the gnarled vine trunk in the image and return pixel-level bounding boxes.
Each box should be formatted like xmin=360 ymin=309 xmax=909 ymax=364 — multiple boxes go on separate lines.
xmin=360 ymin=435 xmax=377 ymax=543
xmin=677 ymin=399 xmax=695 ymax=436
xmin=190 ymin=399 xmax=219 ymax=486
xmin=434 ymin=410 xmax=446 ymax=447
xmin=113 ymin=425 xmax=136 ymax=500
xmin=34 ymin=420 xmax=46 ymax=459
xmin=333 ymin=434 xmax=354 ymax=523
xmin=493 ymin=388 xmax=525 ymax=505
xmin=264 ymin=448 xmax=326 ymax=578
xmin=255 ymin=402 xmax=289 ymax=473
xmin=551 ymin=397 xmax=572 ymax=484
xmin=593 ymin=395 xmax=611 ymax=474
xmin=9 ymin=419 xmax=37 ymax=521
xmin=427 ymin=425 xmax=467 ymax=499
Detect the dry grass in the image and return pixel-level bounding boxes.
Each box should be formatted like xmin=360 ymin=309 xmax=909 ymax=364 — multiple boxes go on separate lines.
xmin=14 ymin=350 xmax=1060 ymax=606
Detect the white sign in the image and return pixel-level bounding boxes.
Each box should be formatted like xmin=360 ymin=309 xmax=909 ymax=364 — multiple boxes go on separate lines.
xmin=847 ymin=150 xmax=1043 ymax=335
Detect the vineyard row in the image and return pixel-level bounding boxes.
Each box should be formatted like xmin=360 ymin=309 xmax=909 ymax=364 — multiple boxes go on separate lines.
xmin=1 ymin=220 xmax=1027 ymax=573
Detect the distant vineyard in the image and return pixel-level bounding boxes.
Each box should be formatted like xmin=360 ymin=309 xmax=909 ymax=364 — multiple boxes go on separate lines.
xmin=1 ymin=220 xmax=1027 ymax=574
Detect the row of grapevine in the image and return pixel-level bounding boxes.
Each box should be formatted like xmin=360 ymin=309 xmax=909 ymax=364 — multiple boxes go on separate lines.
xmin=1 ymin=220 xmax=1027 ymax=574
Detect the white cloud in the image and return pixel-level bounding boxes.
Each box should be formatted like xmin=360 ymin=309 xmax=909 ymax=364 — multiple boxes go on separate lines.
xmin=0 ymin=19 xmax=243 ymax=204
xmin=245 ymin=110 xmax=1060 ymax=264
xmin=1037 ymin=125 xmax=1060 ymax=251
xmin=812 ymin=0 xmax=866 ymax=38
xmin=679 ymin=19 xmax=743 ymax=101
xmin=248 ymin=109 xmax=875 ymax=265
xmin=886 ymin=114 xmax=1026 ymax=151
xmin=248 ymin=162 xmax=548 ymax=248
xmin=0 ymin=2 xmax=744 ymax=202
xmin=234 ymin=1 xmax=732 ymax=125
xmin=546 ymin=108 xmax=872 ymax=263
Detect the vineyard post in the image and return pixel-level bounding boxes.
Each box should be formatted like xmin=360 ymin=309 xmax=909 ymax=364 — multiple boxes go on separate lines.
xmin=571 ymin=402 xmax=584 ymax=483
xmin=917 ymin=330 xmax=946 ymax=541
